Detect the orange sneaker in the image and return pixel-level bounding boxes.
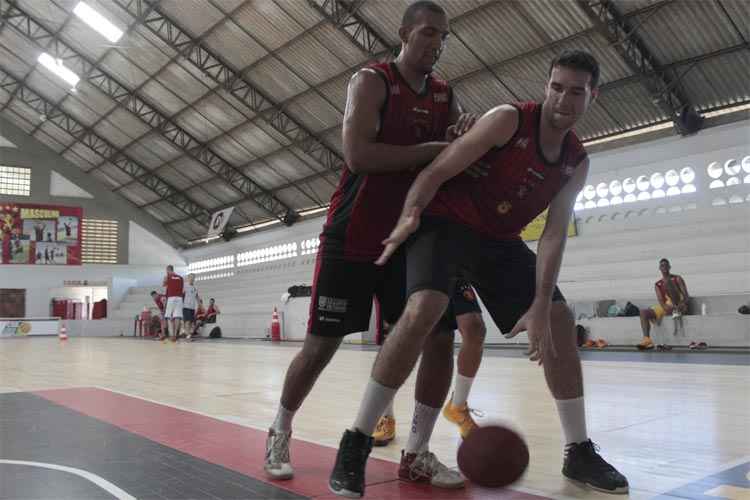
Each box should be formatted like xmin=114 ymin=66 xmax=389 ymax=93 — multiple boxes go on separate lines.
xmin=582 ymin=339 xmax=596 ymax=348
xmin=595 ymin=339 xmax=609 ymax=349
xmin=372 ymin=415 xmax=396 ymax=446
xmin=442 ymin=398 xmax=481 ymax=439
xmin=636 ymin=337 xmax=654 ymax=350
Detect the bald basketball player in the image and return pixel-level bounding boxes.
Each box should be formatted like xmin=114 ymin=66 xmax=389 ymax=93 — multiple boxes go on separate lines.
xmin=265 ymin=1 xmax=487 ymax=492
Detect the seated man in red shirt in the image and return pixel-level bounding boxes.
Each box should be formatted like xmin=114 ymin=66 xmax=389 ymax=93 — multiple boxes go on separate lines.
xmin=193 ymin=299 xmax=207 ymax=335
xmin=205 ymin=298 xmax=220 ymax=324
xmin=150 ymin=291 xmax=166 ymax=338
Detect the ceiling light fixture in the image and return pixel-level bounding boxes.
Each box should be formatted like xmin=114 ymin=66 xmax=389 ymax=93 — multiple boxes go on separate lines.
xmin=73 ymin=1 xmax=123 ymax=43
xmin=37 ymin=53 xmax=80 ymax=89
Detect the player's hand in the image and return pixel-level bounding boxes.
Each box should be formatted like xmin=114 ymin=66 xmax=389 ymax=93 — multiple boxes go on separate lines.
xmin=445 ymin=113 xmax=478 ymax=141
xmin=504 ymin=304 xmax=556 ymax=365
xmin=375 ymin=207 xmax=420 ymax=266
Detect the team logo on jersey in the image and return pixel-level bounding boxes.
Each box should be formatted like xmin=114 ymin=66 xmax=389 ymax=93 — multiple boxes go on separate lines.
xmin=433 ymin=92 xmax=449 ymax=103
xmin=318 ymin=296 xmax=348 ymax=314
xmin=412 ymin=107 xmax=429 ymax=115
xmin=497 ymin=201 xmax=512 ymax=215
xmin=527 ymin=167 xmax=545 ymax=181
xmin=462 ymin=287 xmax=476 ymax=302
xmin=514 ymin=137 xmax=530 ymax=149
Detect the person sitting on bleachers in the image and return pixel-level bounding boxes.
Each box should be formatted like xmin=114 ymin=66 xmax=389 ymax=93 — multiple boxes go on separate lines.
xmin=205 ymin=298 xmax=220 ymax=323
xmin=193 ymin=299 xmax=206 ymax=335
xmin=637 ymin=258 xmax=690 ymax=351
xmin=150 ymin=291 xmax=167 ymax=339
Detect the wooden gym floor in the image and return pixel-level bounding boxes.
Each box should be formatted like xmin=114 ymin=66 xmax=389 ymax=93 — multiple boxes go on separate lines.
xmin=1 ymin=337 xmax=748 ymax=499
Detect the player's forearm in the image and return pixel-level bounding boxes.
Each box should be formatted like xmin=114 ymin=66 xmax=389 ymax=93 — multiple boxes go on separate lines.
xmin=400 ymin=167 xmax=446 ymax=218
xmin=346 ymin=141 xmax=447 ymax=174
xmin=532 ymin=232 xmax=567 ymax=308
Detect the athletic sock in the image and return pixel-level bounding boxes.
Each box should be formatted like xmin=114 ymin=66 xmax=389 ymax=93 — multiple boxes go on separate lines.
xmin=352 ymin=378 xmax=397 ymax=436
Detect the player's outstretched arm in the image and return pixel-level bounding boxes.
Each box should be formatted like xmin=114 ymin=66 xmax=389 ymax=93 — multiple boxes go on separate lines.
xmin=506 ymin=158 xmax=590 ymax=364
xmin=375 ymin=105 xmax=519 ymax=265
xmin=343 ymin=69 xmax=447 ymax=174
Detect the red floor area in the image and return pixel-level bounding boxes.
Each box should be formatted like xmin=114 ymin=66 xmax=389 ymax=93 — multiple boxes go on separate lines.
xmin=35 ymin=387 xmax=549 ymax=499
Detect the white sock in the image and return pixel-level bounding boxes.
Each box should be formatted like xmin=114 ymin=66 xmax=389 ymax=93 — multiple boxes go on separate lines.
xmin=405 ymin=401 xmax=440 ymax=454
xmin=452 ymin=374 xmax=474 ymax=407
xmin=555 ymin=397 xmax=588 ymax=445
xmin=352 ymin=378 xmax=397 ymax=436
xmin=272 ymin=405 xmax=295 ymax=433
xmin=383 ymin=398 xmax=395 ymax=418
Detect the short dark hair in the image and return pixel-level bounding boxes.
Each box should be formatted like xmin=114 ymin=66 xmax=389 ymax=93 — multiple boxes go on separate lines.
xmin=402 ymin=1 xmax=446 ymax=26
xmin=659 ymin=258 xmax=670 ymax=265
xmin=150 ymin=291 xmax=157 ymax=296
xmin=549 ymin=49 xmax=600 ymax=89
xmin=167 ymin=265 xmax=174 ymax=271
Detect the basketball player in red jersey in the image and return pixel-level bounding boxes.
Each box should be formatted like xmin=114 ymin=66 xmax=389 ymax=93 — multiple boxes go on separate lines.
xmin=266 ymin=1 xmax=485 ymax=492
xmin=162 ymin=265 xmax=184 ymax=342
xmin=331 ymin=50 xmax=629 ymax=496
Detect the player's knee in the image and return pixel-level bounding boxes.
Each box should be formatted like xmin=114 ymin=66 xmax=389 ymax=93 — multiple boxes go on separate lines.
xmin=401 ymin=290 xmax=449 ymax=335
xmin=459 ymin=315 xmax=486 ymax=344
xmin=550 ymin=303 xmax=575 ymax=339
xmin=301 ymin=335 xmax=341 ymax=367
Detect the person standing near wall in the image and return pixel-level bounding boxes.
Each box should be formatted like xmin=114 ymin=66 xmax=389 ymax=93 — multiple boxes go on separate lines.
xmin=162 ymin=265 xmax=184 ymax=342
xmin=182 ymin=274 xmax=199 ymax=341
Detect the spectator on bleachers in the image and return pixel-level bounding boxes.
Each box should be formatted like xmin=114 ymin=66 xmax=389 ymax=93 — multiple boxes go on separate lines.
xmin=205 ymin=298 xmax=220 ymax=323
xmin=637 ymin=258 xmax=690 ymax=351
xmin=150 ymin=291 xmax=167 ymax=338
xmin=194 ymin=299 xmax=206 ymax=335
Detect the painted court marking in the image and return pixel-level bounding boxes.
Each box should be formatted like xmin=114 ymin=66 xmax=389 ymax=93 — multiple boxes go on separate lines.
xmin=0 ymin=459 xmax=136 ymax=500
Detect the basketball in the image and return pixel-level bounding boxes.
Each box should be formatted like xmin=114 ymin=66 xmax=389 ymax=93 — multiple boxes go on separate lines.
xmin=457 ymin=425 xmax=529 ymax=488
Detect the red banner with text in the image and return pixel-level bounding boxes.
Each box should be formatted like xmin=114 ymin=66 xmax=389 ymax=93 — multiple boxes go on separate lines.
xmin=0 ymin=203 xmax=83 ymax=265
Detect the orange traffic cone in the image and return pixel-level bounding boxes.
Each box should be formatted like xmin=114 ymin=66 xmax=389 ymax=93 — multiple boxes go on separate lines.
xmin=271 ymin=307 xmax=281 ymax=342
xmin=59 ymin=323 xmax=68 ymax=341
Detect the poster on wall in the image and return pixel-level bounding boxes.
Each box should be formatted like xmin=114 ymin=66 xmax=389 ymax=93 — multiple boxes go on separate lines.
xmin=0 ymin=203 xmax=82 ymax=265
xmin=521 ymin=209 xmax=577 ymax=242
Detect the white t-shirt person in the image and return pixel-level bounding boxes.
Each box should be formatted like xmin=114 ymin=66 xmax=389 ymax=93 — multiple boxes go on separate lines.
xmin=183 ymin=284 xmax=199 ymax=311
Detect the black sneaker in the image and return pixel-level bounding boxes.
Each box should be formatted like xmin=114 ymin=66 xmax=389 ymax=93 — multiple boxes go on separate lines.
xmin=563 ymin=440 xmax=629 ymax=494
xmin=329 ymin=429 xmax=373 ymax=498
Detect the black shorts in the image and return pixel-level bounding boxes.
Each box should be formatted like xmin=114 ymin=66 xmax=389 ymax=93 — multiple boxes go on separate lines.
xmin=182 ymin=308 xmax=195 ymax=322
xmin=407 ymin=216 xmax=565 ymax=335
xmin=308 ymin=244 xmax=407 ymax=337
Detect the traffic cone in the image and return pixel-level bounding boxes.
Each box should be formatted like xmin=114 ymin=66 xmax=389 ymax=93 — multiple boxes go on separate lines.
xmin=271 ymin=307 xmax=281 ymax=342
xmin=59 ymin=323 xmax=68 ymax=341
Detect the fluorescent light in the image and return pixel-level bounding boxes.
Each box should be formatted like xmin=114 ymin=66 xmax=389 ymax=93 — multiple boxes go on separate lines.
xmin=584 ymin=121 xmax=673 ymax=146
xmin=73 ymin=2 xmax=123 ymax=43
xmin=236 ymin=219 xmax=281 ymax=233
xmin=37 ymin=53 xmax=80 ymax=88
xmin=298 ymin=205 xmax=330 ymax=216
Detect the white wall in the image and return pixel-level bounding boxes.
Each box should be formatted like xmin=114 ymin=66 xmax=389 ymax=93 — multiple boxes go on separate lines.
xmin=128 ymin=221 xmax=186 ymax=267
xmin=0 ymin=265 xmax=167 ymax=317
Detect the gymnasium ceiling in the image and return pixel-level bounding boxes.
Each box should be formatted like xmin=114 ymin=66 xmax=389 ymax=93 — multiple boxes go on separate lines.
xmin=0 ymin=0 xmax=748 ymax=245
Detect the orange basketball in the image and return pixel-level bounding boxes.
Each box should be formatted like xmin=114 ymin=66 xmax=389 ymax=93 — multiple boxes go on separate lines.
xmin=457 ymin=425 xmax=529 ymax=488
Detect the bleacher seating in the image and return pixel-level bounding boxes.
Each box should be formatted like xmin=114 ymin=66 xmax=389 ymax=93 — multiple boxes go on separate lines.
xmin=110 ymin=204 xmax=749 ymax=347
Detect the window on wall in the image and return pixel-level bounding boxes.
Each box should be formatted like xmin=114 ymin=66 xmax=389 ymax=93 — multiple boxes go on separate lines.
xmin=81 ymin=219 xmax=118 ymax=263
xmin=575 ymin=166 xmax=697 ymax=211
xmin=237 ymin=242 xmax=299 ymax=267
xmin=188 ymin=255 xmax=234 ymax=274
xmin=0 ymin=166 xmax=31 ymax=196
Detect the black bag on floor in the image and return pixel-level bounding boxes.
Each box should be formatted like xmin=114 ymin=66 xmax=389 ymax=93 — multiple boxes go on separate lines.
xmin=208 ymin=326 xmax=222 ymax=338
xmin=623 ymin=302 xmax=640 ymax=317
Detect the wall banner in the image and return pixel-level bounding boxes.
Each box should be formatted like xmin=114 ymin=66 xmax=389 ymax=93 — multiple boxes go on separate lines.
xmin=0 ymin=203 xmax=83 ymax=265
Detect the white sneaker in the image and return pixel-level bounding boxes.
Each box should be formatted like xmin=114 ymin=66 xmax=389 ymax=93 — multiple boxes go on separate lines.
xmin=264 ymin=428 xmax=293 ymax=480
xmin=398 ymin=450 xmax=465 ymax=489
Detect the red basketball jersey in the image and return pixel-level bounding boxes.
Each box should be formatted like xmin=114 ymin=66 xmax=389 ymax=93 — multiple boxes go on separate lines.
xmin=322 ymin=62 xmax=453 ymax=261
xmin=427 ymin=101 xmax=588 ymax=240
